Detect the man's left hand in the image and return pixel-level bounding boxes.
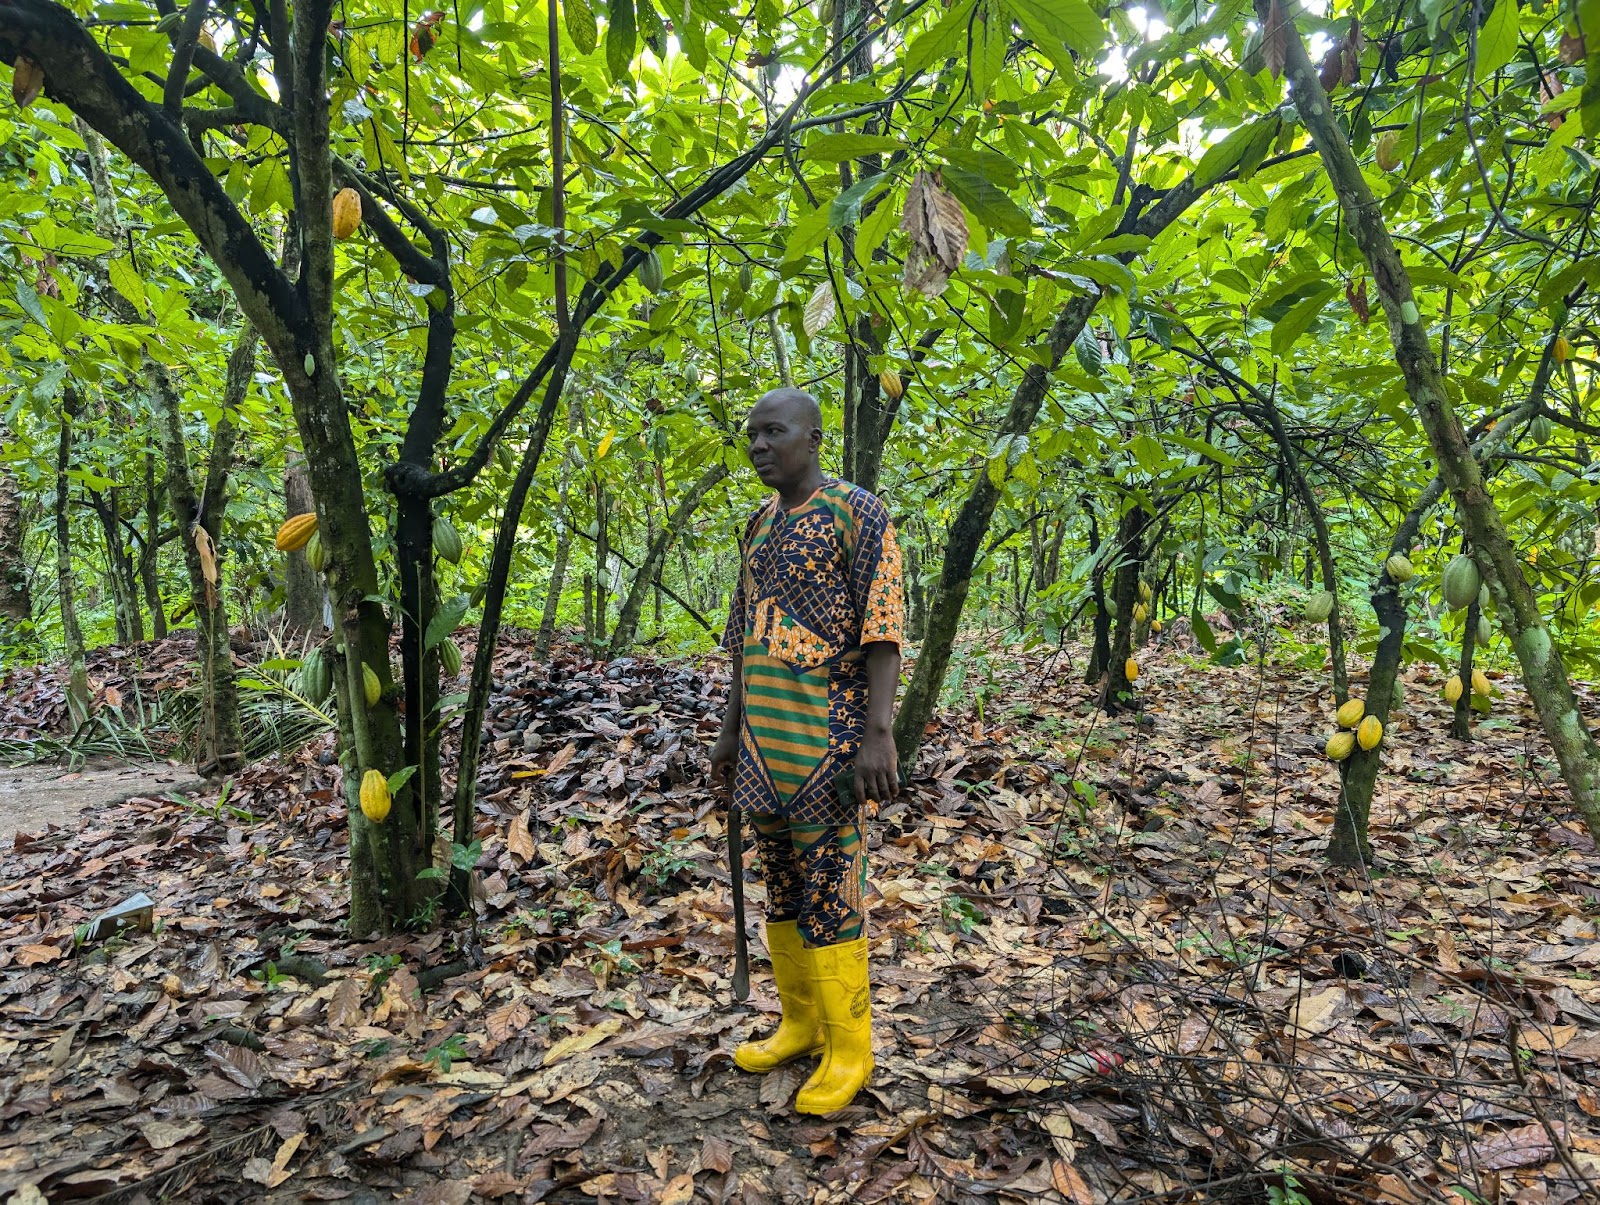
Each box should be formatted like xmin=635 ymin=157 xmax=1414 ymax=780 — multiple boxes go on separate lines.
xmin=853 ymin=727 xmax=900 ymax=806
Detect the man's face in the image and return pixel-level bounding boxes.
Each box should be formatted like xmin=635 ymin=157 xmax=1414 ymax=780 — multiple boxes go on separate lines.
xmin=744 ymin=398 xmax=819 ymax=491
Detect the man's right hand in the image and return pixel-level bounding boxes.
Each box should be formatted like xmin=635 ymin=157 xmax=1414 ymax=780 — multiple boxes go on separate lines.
xmin=710 ymin=728 xmax=738 ymax=787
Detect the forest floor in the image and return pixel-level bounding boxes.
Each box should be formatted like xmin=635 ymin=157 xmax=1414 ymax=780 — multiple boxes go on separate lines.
xmin=2 ymin=627 xmax=1600 ymax=1203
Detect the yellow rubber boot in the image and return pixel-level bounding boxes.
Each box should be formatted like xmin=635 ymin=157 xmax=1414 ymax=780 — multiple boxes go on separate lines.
xmin=733 ymin=920 xmax=823 ymax=1073
xmin=794 ymin=935 xmax=872 ymax=1115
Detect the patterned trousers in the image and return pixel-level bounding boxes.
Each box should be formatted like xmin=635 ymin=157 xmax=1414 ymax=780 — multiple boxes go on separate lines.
xmin=749 ymin=812 xmax=867 ymax=946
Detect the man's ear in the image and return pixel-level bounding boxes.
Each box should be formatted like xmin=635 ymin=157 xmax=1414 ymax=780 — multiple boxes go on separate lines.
xmin=808 ymin=427 xmax=823 ymax=453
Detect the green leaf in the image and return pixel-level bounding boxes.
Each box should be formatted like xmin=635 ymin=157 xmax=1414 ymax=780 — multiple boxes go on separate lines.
xmin=606 ymin=0 xmax=637 ymax=83
xmin=13 ymin=280 xmax=48 ymax=331
xmin=1194 ymin=120 xmax=1276 ymax=189
xmin=1004 ymin=0 xmax=1104 ymax=66
xmin=939 ymin=165 xmax=1031 ymax=237
xmin=425 ymin=594 xmax=470 ymax=651
xmin=107 ymin=257 xmax=147 ymax=317
xmin=1476 ymin=0 xmax=1519 ymax=76
xmin=903 ymin=0 xmax=977 ymax=77
xmin=783 ymin=204 xmax=834 ymax=263
xmin=1271 ymin=284 xmax=1337 ymax=357
xmin=1074 ymin=324 xmax=1103 ymax=374
xmin=566 ymin=0 xmax=599 ymax=54
xmin=971 ymin=0 xmax=1009 ymax=101
xmin=805 ymin=133 xmax=902 ymax=162
xmin=830 ymin=173 xmax=888 ymax=229
xmin=386 ymin=765 xmax=419 ymax=795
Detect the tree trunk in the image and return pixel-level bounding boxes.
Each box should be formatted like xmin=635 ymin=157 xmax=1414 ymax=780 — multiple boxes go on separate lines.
xmin=0 ymin=424 xmax=33 ymax=631
xmin=282 ymin=454 xmax=324 ymax=635
xmin=1327 ymin=482 xmax=1439 ymax=868
xmin=90 ymin=490 xmax=142 ymax=645
xmin=1259 ymin=393 xmax=1347 ymax=702
xmin=1100 ymin=505 xmax=1146 ymax=714
xmin=609 ymin=463 xmax=728 ymax=655
xmin=1454 ymin=594 xmax=1480 ymax=742
xmin=150 ymin=336 xmax=252 ymax=776
xmin=140 ymin=453 xmax=166 ymax=641
xmin=1272 ymin=5 xmax=1600 ymax=840
xmin=449 ymin=351 xmax=575 ymax=909
xmin=895 ymin=293 xmax=1099 ymax=762
xmin=1084 ymin=500 xmax=1111 ymax=685
xmin=55 ymin=390 xmax=90 ymax=727
xmin=536 ymin=448 xmax=576 ymax=657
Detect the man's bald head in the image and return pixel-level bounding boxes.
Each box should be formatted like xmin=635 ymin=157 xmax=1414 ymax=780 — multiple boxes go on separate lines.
xmin=752 ymin=387 xmax=822 ymax=433
xmin=744 ymin=387 xmax=825 ymax=500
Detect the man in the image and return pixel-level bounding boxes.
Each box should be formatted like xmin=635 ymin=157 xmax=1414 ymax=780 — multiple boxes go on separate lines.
xmin=709 ymin=387 xmax=904 ymax=1115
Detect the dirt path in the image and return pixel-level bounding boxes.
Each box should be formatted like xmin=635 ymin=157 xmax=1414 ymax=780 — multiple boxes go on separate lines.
xmin=0 ymin=760 xmax=206 ymax=838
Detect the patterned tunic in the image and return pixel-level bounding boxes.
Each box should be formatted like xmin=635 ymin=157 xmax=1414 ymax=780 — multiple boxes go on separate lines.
xmin=722 ymin=479 xmax=905 ymax=826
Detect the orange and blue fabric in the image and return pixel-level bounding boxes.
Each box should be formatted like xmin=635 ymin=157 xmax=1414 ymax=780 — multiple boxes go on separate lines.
xmin=721 ymin=478 xmax=904 ymax=825
xmin=721 ymin=479 xmax=904 ymax=944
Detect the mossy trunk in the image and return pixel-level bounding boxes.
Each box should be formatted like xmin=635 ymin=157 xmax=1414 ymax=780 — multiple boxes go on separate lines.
xmin=537 ymin=473 xmax=574 ymax=656
xmin=140 ymin=454 xmax=166 ymax=641
xmin=1100 ymin=506 xmax=1146 ymax=715
xmin=0 ymin=424 xmax=30 ymax=632
xmin=151 ymin=346 xmax=249 ymax=777
xmin=55 ymin=392 xmax=90 ymax=727
xmin=1084 ymin=500 xmax=1111 ymax=685
xmin=282 ymin=455 xmax=324 ymax=636
xmin=93 ymin=490 xmax=143 ymax=645
xmin=1453 ymin=596 xmax=1479 ymax=742
xmin=293 ymin=364 xmax=424 ymax=935
xmin=1326 ymin=484 xmax=1441 ymax=868
xmin=1275 ymin=5 xmax=1600 ymax=842
xmin=895 ymin=294 xmax=1100 ymax=764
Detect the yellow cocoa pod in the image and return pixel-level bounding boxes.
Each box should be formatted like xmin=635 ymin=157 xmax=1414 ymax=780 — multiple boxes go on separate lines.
xmin=1325 ymin=731 xmax=1356 ymax=761
xmin=1444 ymin=675 xmax=1464 ymax=705
xmin=332 ymin=187 xmax=363 ymax=239
xmin=1554 ymin=335 xmax=1571 ymax=364
xmin=878 ymin=369 xmax=904 ymax=400
xmin=1133 ymin=603 xmax=1149 ymax=624
xmin=1335 ymin=698 xmax=1365 ymax=729
xmin=1471 ymin=668 xmax=1491 ymax=698
xmin=275 ymin=512 xmax=319 ymax=552
xmin=1124 ymin=658 xmax=1139 ymax=682
xmin=359 ymin=769 xmax=391 ymax=823
xmin=1357 ymin=715 xmax=1383 ymax=751
xmin=1138 ymin=581 xmax=1153 ymax=603
xmin=363 ymin=663 xmax=382 ymax=708
xmin=1375 ymin=130 xmax=1402 ymax=172
xmin=1150 ymin=619 xmax=1163 ymax=634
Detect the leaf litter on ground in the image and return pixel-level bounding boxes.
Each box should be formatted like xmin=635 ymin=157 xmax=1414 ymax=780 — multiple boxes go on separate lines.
xmin=0 ymin=624 xmax=1597 ymax=1201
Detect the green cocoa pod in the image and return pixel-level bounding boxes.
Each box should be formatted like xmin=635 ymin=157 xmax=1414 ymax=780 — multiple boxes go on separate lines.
xmin=433 ymin=514 xmax=464 ymax=564
xmin=440 ymin=637 xmax=463 ymax=676
xmin=1478 ymin=583 xmax=1490 ymax=611
xmin=738 ymin=262 xmax=754 ymax=292
xmin=305 ymin=530 xmax=327 ymax=573
xmin=1530 ymin=414 xmax=1553 ymax=445
xmin=363 ymin=663 xmax=382 ymax=708
xmin=1384 ymin=554 xmax=1414 ymax=584
xmin=299 ymin=648 xmax=332 ymax=704
xmin=1477 ymin=613 xmax=1492 ymax=645
xmin=1442 ymin=554 xmax=1481 ymax=610
xmin=1305 ymin=590 xmax=1335 ymax=624
xmin=639 ymin=249 xmax=665 ymax=293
